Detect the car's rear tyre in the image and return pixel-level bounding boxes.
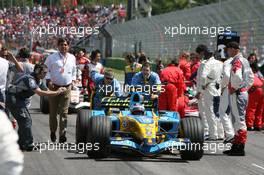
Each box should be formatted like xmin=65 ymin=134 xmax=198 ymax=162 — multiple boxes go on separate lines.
xmin=76 ymin=109 xmax=91 ymax=145
xmin=87 ymin=116 xmax=111 ymax=158
xmin=40 ymin=96 xmax=49 ymax=114
xmin=180 ymin=117 xmax=204 ymax=160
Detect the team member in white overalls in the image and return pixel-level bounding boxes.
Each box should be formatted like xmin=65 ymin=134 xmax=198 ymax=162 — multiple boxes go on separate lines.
xmin=196 ymin=58 xmax=209 ymax=139
xmin=223 ymin=42 xmax=254 ymax=156
xmin=196 ymin=44 xmax=224 ymax=140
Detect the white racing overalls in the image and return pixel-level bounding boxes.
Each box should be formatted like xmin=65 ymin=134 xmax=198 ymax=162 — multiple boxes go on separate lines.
xmin=200 ymin=57 xmax=224 ymax=140
xmin=228 ymin=53 xmax=254 ymax=144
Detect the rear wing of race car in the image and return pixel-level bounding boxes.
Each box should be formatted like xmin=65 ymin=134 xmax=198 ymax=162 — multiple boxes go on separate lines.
xmin=101 ymin=96 xmax=155 ymax=109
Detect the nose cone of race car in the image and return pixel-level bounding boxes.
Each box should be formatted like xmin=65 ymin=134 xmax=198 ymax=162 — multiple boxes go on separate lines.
xmin=131 ymin=116 xmax=157 ymax=146
xmin=142 ymin=138 xmax=156 ymax=146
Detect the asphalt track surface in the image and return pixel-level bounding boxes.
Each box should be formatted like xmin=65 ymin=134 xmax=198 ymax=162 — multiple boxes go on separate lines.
xmin=22 ymin=95 xmax=264 ymax=175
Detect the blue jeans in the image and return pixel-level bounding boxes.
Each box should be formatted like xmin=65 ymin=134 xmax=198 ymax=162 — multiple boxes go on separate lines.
xmin=6 ymin=95 xmax=33 ymax=149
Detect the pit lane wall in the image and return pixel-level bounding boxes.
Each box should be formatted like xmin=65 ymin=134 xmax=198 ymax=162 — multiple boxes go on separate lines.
xmin=103 ymin=0 xmax=264 ymax=61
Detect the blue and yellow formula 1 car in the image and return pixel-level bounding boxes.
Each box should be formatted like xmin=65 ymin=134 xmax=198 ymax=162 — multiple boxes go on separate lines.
xmin=75 ymin=92 xmax=204 ymax=160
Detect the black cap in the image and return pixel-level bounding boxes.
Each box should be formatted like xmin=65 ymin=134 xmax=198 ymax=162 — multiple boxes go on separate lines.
xmin=226 ymin=41 xmax=240 ymax=49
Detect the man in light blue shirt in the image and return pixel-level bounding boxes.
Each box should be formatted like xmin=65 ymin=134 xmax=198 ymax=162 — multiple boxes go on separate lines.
xmin=131 ymin=62 xmax=161 ymax=104
xmin=91 ymin=69 xmax=122 ymax=109
xmin=131 ymin=62 xmax=161 ymax=86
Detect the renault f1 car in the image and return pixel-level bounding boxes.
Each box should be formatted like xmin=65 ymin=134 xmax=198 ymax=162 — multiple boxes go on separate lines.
xmin=75 ymin=92 xmax=204 ymax=160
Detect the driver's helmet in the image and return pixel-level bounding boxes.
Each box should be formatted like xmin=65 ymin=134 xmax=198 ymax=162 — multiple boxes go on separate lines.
xmin=130 ymin=103 xmax=145 ymax=115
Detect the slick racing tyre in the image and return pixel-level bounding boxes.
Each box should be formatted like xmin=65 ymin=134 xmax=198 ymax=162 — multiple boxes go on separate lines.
xmin=180 ymin=117 xmax=204 ymax=160
xmin=87 ymin=116 xmax=111 ymax=158
xmin=76 ymin=109 xmax=91 ymax=145
xmin=40 ymin=96 xmax=49 ymax=114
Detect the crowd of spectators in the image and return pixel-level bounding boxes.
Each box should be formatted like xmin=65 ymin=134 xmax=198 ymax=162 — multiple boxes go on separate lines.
xmin=0 ymin=4 xmax=125 ymax=50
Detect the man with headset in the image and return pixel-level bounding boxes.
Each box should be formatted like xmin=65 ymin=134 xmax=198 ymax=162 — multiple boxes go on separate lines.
xmin=6 ymin=64 xmax=66 ymax=151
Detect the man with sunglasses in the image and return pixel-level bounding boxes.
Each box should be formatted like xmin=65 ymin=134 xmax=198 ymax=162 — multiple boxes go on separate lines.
xmin=91 ymin=69 xmax=122 ymax=109
xmin=6 ymin=64 xmax=66 ymax=151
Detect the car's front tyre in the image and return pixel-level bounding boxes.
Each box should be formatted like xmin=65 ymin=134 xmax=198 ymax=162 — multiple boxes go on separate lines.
xmin=180 ymin=117 xmax=204 ymax=160
xmin=87 ymin=116 xmax=111 ymax=158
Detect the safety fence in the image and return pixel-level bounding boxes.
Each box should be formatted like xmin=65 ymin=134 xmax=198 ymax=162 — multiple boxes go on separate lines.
xmin=102 ymin=0 xmax=264 ymax=61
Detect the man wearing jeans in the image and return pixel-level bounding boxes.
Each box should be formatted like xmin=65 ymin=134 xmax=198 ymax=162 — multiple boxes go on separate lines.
xmin=45 ymin=38 xmax=76 ymax=143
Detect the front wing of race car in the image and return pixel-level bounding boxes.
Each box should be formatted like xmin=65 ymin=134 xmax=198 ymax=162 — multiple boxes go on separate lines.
xmin=110 ymin=137 xmax=191 ymax=156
